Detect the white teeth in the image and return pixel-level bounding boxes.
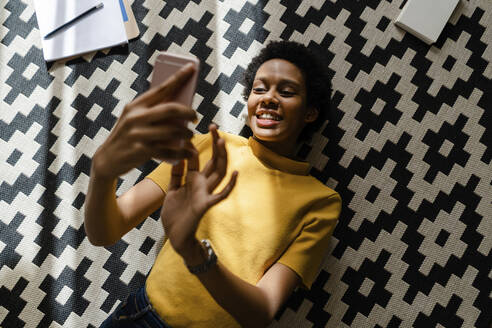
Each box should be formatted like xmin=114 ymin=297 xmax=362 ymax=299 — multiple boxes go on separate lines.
xmin=258 ymin=113 xmax=280 ymax=120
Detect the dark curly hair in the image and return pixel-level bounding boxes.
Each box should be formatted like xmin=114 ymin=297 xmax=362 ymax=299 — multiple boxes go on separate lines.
xmin=242 ymin=40 xmax=332 ymax=141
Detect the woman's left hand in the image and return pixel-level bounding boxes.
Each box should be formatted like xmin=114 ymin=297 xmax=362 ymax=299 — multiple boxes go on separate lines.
xmin=160 ymin=125 xmax=238 ymax=256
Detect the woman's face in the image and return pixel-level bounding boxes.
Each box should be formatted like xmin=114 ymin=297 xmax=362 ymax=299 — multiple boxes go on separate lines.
xmin=247 ymin=59 xmax=317 ymax=150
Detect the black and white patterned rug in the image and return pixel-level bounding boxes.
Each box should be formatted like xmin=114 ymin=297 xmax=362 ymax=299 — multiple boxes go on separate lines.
xmin=1 ymin=0 xmax=491 ymax=327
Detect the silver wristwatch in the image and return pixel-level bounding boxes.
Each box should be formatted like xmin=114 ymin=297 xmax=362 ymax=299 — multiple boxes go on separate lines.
xmin=186 ymin=239 xmax=217 ymax=274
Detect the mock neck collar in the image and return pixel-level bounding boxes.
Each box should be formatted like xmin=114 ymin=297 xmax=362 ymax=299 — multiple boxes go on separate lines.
xmin=248 ymin=137 xmax=310 ymax=175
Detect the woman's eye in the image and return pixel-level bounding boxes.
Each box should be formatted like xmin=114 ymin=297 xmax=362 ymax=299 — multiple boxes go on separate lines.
xmin=280 ymin=90 xmax=295 ymax=96
xmin=253 ymin=87 xmax=266 ymax=93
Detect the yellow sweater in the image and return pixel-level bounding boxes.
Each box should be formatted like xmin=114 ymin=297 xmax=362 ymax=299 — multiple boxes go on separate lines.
xmin=145 ymin=131 xmax=341 ymax=327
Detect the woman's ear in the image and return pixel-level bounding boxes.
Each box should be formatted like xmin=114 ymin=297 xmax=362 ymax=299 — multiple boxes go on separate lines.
xmin=304 ymin=107 xmax=319 ymax=123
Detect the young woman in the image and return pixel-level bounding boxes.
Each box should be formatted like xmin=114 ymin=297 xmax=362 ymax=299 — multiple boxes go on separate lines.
xmin=85 ymin=41 xmax=342 ymax=328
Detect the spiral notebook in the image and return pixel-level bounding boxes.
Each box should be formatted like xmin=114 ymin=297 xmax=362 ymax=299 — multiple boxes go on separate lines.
xmin=34 ymin=0 xmax=128 ymax=61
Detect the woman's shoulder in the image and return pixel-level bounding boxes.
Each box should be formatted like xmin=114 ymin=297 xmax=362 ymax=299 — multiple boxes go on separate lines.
xmin=191 ymin=130 xmax=248 ymax=152
xmin=301 ymin=174 xmax=340 ymax=200
xmin=217 ymin=130 xmax=248 ymax=144
xmin=192 ymin=130 xmax=246 ymax=140
xmin=193 ymin=130 xmax=247 ymax=144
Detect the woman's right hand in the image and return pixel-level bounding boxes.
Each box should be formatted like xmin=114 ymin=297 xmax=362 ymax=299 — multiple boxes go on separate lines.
xmin=92 ymin=63 xmax=198 ymax=179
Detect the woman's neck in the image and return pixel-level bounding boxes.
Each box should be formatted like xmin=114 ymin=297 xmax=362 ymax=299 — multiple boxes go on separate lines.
xmin=253 ymin=136 xmax=303 ymax=161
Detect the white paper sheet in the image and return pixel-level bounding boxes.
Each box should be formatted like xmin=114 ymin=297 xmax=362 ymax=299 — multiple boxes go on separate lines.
xmin=34 ymin=0 xmax=128 ymax=61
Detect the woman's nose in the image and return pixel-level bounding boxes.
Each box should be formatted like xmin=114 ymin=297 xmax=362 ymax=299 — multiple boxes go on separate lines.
xmin=260 ymin=91 xmax=279 ymax=108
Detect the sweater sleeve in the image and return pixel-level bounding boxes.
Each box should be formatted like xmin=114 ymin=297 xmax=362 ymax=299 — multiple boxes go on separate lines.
xmin=146 ymin=133 xmax=210 ymax=193
xmin=277 ymin=193 xmax=342 ymax=290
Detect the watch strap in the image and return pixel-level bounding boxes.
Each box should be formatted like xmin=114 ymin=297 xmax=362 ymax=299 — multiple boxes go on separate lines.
xmin=186 ymin=239 xmax=217 ymax=274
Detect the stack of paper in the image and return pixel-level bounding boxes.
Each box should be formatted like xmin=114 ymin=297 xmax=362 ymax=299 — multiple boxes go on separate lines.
xmin=395 ymin=0 xmax=460 ymax=45
xmin=34 ymin=0 xmax=138 ymax=62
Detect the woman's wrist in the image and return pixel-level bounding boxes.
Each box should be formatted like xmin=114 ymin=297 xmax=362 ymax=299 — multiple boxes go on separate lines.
xmin=178 ymin=238 xmax=208 ymax=267
xmin=91 ymin=147 xmax=116 ymax=181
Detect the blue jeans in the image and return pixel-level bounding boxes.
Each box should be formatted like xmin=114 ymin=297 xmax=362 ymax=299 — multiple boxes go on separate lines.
xmin=100 ymin=286 xmax=172 ymax=328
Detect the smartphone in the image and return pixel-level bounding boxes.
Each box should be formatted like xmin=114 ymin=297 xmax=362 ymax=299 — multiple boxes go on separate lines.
xmin=151 ymin=51 xmax=200 ymax=107
xmin=151 ymin=52 xmax=200 ymax=164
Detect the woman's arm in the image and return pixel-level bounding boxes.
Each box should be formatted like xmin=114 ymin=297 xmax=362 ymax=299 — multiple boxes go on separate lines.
xmin=84 ymin=64 xmax=198 ymax=246
xmin=84 ymin=171 xmax=165 ymax=246
xmin=183 ymin=241 xmax=301 ymax=327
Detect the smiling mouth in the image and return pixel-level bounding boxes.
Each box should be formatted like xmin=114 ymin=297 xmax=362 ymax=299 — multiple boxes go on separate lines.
xmin=255 ymin=112 xmax=282 ymax=128
xmin=256 ymin=112 xmax=282 ymax=121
